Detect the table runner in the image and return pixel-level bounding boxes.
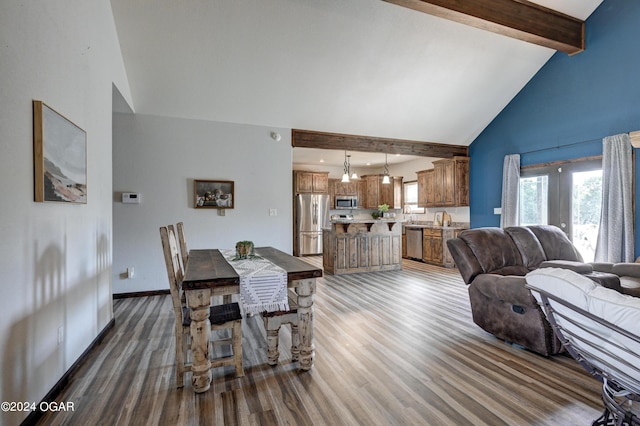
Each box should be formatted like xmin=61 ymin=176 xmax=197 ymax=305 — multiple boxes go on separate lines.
xmin=220 ymin=249 xmax=289 ymax=315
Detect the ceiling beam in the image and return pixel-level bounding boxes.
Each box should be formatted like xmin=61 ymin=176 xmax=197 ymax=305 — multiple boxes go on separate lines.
xmin=383 ymin=0 xmax=585 ymax=55
xmin=292 ymin=129 xmax=468 ymax=158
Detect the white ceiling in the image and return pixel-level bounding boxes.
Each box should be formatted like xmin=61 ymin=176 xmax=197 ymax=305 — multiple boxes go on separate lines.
xmin=110 ymin=0 xmax=603 ymax=168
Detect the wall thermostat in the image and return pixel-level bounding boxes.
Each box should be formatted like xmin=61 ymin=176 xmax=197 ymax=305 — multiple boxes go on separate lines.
xmin=122 ymin=192 xmax=141 ymax=204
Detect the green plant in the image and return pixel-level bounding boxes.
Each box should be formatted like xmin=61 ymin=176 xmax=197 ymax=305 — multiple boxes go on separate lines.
xmin=378 ymin=204 xmax=389 ymax=212
xmin=235 ymin=240 xmax=254 ymax=258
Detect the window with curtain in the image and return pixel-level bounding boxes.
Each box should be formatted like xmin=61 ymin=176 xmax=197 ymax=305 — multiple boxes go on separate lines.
xmin=594 ymin=133 xmax=634 ymax=263
xmin=519 ymin=158 xmax=602 ymax=261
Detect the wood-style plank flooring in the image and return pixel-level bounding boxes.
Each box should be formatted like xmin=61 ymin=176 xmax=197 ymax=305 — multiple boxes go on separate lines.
xmin=37 ymin=258 xmax=604 ymax=425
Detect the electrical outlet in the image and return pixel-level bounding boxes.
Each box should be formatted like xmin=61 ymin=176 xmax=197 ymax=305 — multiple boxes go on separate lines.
xmin=58 ymin=326 xmax=64 ymax=344
xmin=127 ymin=267 xmax=134 ymax=279
xmin=269 ymin=208 xmax=277 ymax=216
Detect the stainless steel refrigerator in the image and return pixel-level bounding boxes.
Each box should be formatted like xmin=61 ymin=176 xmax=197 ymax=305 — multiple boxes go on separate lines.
xmin=295 ymin=194 xmax=330 ymax=256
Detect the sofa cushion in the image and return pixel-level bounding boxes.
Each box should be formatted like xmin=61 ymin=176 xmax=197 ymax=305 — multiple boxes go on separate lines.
xmin=457 ymin=227 xmax=523 ymax=276
xmin=526 ymin=267 xmax=597 ymax=310
xmin=526 ymin=267 xmax=640 ymax=389
xmin=505 ymin=226 xmax=547 ymax=269
xmin=620 ymin=276 xmax=640 ymax=297
xmin=528 ymin=225 xmax=583 ymax=262
xmin=540 ymin=259 xmax=593 ymax=273
xmin=612 ymin=263 xmax=640 ymax=278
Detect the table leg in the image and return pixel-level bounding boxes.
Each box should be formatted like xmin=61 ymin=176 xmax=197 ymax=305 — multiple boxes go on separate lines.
xmin=186 ymin=288 xmax=212 ymax=392
xmin=294 ymin=278 xmax=316 ymax=370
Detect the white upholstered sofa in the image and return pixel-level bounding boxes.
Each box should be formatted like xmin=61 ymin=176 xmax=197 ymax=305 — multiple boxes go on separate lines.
xmin=526 ymin=268 xmax=640 ymax=425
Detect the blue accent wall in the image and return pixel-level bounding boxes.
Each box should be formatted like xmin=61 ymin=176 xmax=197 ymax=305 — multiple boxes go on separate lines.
xmin=469 ymin=0 xmax=640 ymax=253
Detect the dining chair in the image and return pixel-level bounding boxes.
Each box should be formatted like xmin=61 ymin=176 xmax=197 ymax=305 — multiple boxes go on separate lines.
xmin=176 ymin=221 xmax=233 ymax=305
xmin=260 ymin=290 xmax=300 ymax=365
xmin=176 ymin=222 xmax=189 ymax=272
xmin=160 ymin=225 xmax=244 ymax=388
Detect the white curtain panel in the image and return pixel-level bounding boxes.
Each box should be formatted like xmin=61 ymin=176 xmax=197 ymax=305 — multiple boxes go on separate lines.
xmin=595 ymin=133 xmax=634 ymax=263
xmin=500 ymin=154 xmax=520 ymax=228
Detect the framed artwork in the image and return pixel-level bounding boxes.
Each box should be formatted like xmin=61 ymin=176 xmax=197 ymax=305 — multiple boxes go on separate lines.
xmin=194 ymin=179 xmax=234 ymax=209
xmin=33 ymin=100 xmax=87 ymax=203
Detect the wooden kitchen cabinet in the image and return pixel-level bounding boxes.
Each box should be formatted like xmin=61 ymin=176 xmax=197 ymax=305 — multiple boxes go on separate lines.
xmin=422 ymin=228 xmax=443 ymax=265
xmin=364 ymin=175 xmax=379 ymax=209
xmin=433 ymin=156 xmax=469 ymax=207
xmin=420 ymin=227 xmax=465 ymax=267
xmin=416 ymin=169 xmax=435 ymax=207
xmin=335 ymin=181 xmax=357 ymax=196
xmin=417 ymin=156 xmax=469 ymax=207
xmin=362 ymin=175 xmax=403 ymax=209
xmin=357 ymin=180 xmax=367 ymax=208
xmin=443 ymin=228 xmax=463 ymax=267
xmin=328 ymin=178 xmax=338 ymax=208
xmin=294 ymin=171 xmax=329 ymax=194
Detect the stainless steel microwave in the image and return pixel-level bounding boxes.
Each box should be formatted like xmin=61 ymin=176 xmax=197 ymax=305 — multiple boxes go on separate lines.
xmin=335 ymin=195 xmax=358 ymax=209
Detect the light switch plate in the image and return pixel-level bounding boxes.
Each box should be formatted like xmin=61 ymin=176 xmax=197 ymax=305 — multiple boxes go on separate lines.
xmin=122 ymin=192 xmax=141 ymax=204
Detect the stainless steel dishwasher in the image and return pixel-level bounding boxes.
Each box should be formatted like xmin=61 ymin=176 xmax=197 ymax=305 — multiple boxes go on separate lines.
xmin=406 ymin=227 xmax=423 ymax=260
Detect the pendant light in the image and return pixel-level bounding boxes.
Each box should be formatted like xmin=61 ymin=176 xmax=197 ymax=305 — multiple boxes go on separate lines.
xmin=342 ymin=151 xmax=350 ymax=183
xmin=382 ymin=153 xmax=390 ymax=184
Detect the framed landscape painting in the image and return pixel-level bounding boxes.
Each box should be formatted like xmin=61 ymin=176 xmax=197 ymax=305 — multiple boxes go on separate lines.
xmin=194 ymin=179 xmax=234 ymax=209
xmin=33 ymin=100 xmax=87 ymax=203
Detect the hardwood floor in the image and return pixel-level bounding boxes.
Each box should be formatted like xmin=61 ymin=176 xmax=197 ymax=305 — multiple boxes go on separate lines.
xmin=37 ymin=258 xmax=604 ymax=425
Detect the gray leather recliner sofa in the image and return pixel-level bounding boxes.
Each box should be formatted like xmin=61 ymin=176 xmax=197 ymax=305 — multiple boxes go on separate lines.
xmin=446 ymin=225 xmax=620 ymax=356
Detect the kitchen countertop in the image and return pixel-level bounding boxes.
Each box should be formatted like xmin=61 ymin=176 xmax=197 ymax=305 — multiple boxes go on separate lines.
xmin=403 ymin=223 xmax=468 ymax=230
xmin=330 ymin=218 xmax=406 ymax=224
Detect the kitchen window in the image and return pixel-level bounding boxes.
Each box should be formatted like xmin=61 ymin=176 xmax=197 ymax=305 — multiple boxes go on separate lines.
xmin=403 ymin=181 xmax=424 ymax=213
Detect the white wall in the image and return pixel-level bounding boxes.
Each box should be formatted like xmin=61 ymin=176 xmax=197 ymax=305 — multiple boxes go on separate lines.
xmin=112 ymin=114 xmax=292 ymax=294
xmin=0 ymin=1 xmax=131 ymax=424
xmin=389 ymin=157 xmax=435 ymax=182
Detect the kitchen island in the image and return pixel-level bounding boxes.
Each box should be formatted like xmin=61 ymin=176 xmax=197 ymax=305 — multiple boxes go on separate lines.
xmin=322 ymin=219 xmax=403 ymax=275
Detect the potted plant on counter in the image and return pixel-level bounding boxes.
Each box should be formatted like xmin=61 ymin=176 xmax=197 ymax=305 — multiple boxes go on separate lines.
xmin=371 ymin=203 xmax=389 ymax=219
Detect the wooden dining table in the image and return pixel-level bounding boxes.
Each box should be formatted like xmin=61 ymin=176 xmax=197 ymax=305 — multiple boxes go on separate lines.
xmin=182 ymin=246 xmax=322 ymax=393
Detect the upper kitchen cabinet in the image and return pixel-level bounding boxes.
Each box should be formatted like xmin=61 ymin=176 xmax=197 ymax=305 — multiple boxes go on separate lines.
xmin=334 ymin=180 xmax=357 ymax=196
xmin=328 ymin=178 xmax=338 ymax=208
xmin=417 ymin=156 xmax=469 ymax=207
xmin=416 ymin=169 xmax=435 ymax=207
xmin=357 ymin=179 xmax=367 ymax=207
xmin=362 ymin=175 xmax=403 ymax=209
xmin=294 ymin=171 xmax=329 ymax=194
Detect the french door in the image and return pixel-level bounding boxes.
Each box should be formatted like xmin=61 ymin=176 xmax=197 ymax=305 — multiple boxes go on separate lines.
xmin=519 ymin=158 xmax=602 ymax=261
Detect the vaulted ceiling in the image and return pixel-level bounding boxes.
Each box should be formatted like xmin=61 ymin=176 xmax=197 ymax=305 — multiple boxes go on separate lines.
xmin=110 ymin=0 xmax=603 ymax=167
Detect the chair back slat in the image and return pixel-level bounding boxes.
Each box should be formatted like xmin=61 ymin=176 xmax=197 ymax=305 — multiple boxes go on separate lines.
xmin=176 ymin=222 xmax=188 ymax=272
xmin=160 ymin=225 xmax=185 ymax=313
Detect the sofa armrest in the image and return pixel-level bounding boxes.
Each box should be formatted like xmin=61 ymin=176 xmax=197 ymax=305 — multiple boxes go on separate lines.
xmin=590 ymin=262 xmax=614 ymax=273
xmin=446 ymin=238 xmax=483 ymax=284
xmin=471 ymin=274 xmax=536 ymax=307
xmin=612 ymin=263 xmax=640 ymax=278
xmin=540 ymin=260 xmax=593 ymax=274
